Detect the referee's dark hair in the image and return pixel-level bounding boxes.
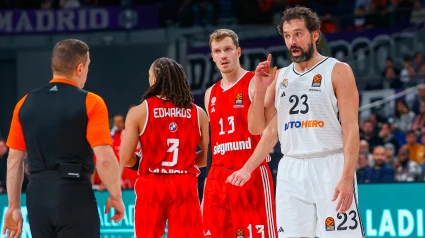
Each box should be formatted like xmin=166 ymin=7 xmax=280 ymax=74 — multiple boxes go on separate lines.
xmin=51 ymin=39 xmax=89 ymax=77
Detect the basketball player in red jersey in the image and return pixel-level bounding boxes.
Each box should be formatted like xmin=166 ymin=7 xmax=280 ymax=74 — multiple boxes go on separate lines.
xmin=119 ymin=57 xmax=209 ymax=238
xmin=202 ymin=29 xmax=277 ymax=238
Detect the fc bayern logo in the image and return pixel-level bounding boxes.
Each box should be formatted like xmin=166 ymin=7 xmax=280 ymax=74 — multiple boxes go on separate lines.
xmin=169 ymin=122 xmax=178 ymax=132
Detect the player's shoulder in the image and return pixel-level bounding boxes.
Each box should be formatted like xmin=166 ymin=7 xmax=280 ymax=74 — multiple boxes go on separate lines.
xmin=277 ymin=65 xmax=291 ymax=75
xmin=127 ymin=102 xmax=147 ymax=121
xmin=331 ymin=59 xmax=354 ymax=75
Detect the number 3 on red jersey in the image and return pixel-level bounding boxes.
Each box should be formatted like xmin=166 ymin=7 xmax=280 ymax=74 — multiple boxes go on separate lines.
xmin=162 ymin=138 xmax=179 ymax=166
xmin=219 ymin=116 xmax=235 ymax=135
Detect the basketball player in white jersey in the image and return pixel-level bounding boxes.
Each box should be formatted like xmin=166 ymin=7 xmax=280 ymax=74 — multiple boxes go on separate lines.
xmin=227 ymin=6 xmax=365 ymax=238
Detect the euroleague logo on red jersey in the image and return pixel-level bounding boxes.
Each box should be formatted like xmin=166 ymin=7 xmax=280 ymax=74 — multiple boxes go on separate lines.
xmin=169 ymin=122 xmax=178 ymax=132
xmin=234 ymin=92 xmax=244 ymax=108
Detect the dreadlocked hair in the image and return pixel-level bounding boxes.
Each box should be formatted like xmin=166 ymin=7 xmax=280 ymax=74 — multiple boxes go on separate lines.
xmin=142 ymin=57 xmax=194 ymax=109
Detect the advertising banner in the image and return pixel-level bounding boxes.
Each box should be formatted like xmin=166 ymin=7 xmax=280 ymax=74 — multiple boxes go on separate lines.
xmin=0 ymin=183 xmax=424 ymax=237
xmin=0 ymin=6 xmax=158 ymax=35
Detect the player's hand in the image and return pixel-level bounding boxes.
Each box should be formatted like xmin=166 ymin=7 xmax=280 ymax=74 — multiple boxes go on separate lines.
xmin=105 ymin=196 xmax=125 ymax=222
xmin=2 ymin=207 xmax=22 ymax=238
xmin=226 ymin=168 xmax=252 ymax=186
xmin=254 ymin=54 xmax=277 ymax=91
xmin=332 ymin=178 xmax=354 ymax=215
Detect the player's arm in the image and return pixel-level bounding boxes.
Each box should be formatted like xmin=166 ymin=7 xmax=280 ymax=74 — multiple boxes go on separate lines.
xmin=331 ymin=62 xmax=360 ymax=214
xmin=5 ymin=95 xmax=27 ymax=210
xmin=204 ymin=86 xmax=212 ymax=117
xmin=227 ymin=115 xmax=278 ymax=186
xmin=86 ymin=93 xmax=123 ymax=206
xmin=248 ymin=54 xmax=278 ymax=135
xmin=196 ymin=106 xmax=209 ymax=168
xmin=3 ymin=95 xmax=29 ymax=238
xmin=119 ymin=102 xmax=146 ymax=170
xmin=204 ymin=86 xmax=212 ymax=173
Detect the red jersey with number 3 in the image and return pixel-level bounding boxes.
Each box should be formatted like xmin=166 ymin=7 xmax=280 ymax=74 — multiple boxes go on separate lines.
xmin=138 ymin=96 xmax=201 ymax=176
xmin=209 ymin=71 xmax=270 ymax=168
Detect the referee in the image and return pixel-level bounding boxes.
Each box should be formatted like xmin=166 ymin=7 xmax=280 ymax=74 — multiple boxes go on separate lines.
xmin=2 ymin=39 xmax=124 ymax=238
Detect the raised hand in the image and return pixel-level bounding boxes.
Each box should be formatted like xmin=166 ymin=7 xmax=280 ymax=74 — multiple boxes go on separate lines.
xmin=254 ymin=54 xmax=277 ymax=91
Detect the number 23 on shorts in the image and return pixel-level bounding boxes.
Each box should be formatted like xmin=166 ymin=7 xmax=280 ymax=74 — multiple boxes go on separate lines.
xmin=325 ymin=210 xmax=359 ymax=231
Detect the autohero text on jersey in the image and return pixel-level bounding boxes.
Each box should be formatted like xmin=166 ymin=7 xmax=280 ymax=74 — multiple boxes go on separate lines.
xmin=213 ymin=137 xmax=252 ymax=155
xmin=154 ymin=108 xmax=192 ymax=118
xmin=284 ymin=120 xmax=325 ymax=131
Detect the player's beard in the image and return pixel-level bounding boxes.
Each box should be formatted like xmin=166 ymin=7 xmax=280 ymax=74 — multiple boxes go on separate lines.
xmin=290 ymin=41 xmax=314 ymax=63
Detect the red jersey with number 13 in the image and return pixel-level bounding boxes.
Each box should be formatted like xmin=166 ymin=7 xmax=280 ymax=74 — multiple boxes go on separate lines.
xmin=209 ymin=71 xmax=270 ymax=169
xmin=138 ymin=96 xmax=201 ymax=176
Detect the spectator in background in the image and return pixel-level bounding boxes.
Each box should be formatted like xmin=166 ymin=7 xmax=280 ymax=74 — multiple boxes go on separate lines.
xmin=394 ymin=99 xmax=416 ymax=132
xmin=359 ymin=139 xmax=374 ymax=165
xmin=93 ymin=114 xmax=140 ymax=190
xmin=320 ymin=12 xmax=338 ymax=33
xmin=177 ymin=0 xmax=195 ymax=27
xmin=413 ymin=52 xmax=425 ymax=78
xmin=363 ymin=145 xmax=395 ymax=183
xmin=361 ymin=119 xmax=384 ymax=152
xmin=410 ymin=0 xmax=425 ymax=24
xmin=412 ymin=101 xmax=425 ymax=132
xmin=403 ymin=130 xmax=425 ymax=165
xmin=357 ymin=151 xmax=371 ymax=183
xmin=384 ymin=143 xmax=397 ymax=166
xmin=353 ymin=5 xmax=369 ymax=30
xmin=0 ymin=138 xmax=8 ymax=193
xmin=400 ymin=56 xmax=417 ymax=86
xmin=192 ymin=0 xmax=215 ymax=26
xmin=412 ymin=85 xmax=425 ymax=114
xmin=111 ymin=114 xmax=139 ymax=189
xmin=379 ymin=122 xmax=400 ymax=153
xmin=382 ymin=57 xmax=402 ymax=89
xmin=394 ymin=147 xmax=423 ymax=181
xmin=368 ymin=112 xmax=381 ymax=134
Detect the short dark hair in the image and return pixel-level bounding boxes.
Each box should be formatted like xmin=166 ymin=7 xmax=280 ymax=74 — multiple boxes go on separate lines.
xmin=51 ymin=39 xmax=89 ymax=76
xmin=142 ymin=57 xmax=193 ymax=109
xmin=363 ymin=119 xmax=373 ymax=125
xmin=406 ymin=130 xmax=417 ymax=136
xmin=277 ymin=6 xmax=322 ymax=46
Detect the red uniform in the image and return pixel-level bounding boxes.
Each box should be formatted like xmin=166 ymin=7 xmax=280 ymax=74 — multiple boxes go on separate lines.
xmin=203 ymin=72 xmax=277 ymax=238
xmin=135 ymin=96 xmax=203 ymax=238
xmin=112 ymin=130 xmax=139 ymax=189
xmin=92 ymin=130 xmax=140 ymax=188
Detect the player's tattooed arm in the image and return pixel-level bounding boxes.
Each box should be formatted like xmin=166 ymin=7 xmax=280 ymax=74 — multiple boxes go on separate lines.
xmin=331 ymin=62 xmax=360 ymax=214
xmin=196 ymin=106 xmax=209 ymax=168
xmin=226 ymin=115 xmax=278 ymax=186
xmin=120 ymin=102 xmax=147 ymax=170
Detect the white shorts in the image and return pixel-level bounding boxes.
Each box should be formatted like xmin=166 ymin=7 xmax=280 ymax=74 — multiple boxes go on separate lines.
xmin=276 ymin=153 xmax=365 ymax=238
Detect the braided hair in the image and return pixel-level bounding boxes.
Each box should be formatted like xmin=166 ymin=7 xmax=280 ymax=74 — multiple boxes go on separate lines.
xmin=142 ymin=57 xmax=194 ymax=109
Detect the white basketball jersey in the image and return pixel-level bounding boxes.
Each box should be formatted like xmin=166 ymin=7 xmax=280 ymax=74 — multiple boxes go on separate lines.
xmin=275 ymin=57 xmax=343 ymax=156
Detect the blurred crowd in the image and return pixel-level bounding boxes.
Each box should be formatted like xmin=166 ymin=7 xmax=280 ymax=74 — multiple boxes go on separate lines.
xmin=380 ymin=51 xmax=425 ymax=90
xmin=356 ymin=85 xmax=425 ymax=184
xmin=1 ymin=0 xmax=424 ymax=29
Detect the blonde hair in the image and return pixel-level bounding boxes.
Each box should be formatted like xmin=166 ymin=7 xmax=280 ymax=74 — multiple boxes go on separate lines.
xmin=209 ymin=29 xmax=239 ymax=49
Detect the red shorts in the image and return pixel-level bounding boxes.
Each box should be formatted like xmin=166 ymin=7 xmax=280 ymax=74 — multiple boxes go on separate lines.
xmin=202 ymin=165 xmax=277 ymax=238
xmin=134 ymin=174 xmax=203 ymax=238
